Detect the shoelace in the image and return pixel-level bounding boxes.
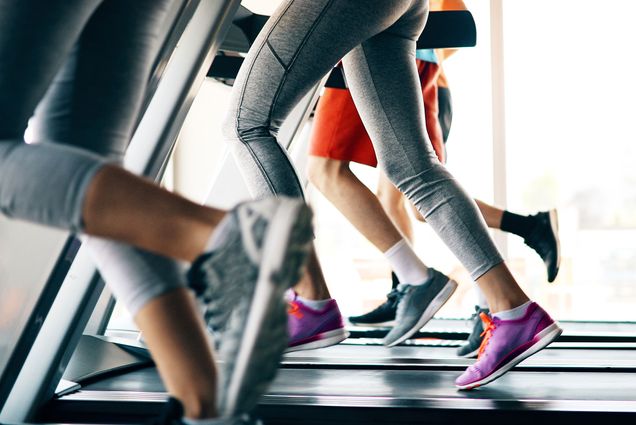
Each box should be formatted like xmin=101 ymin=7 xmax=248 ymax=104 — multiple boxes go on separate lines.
xmin=386 ymin=288 xmax=401 ymax=308
xmin=287 ymin=301 xmax=304 ymax=319
xmin=477 ymin=312 xmax=496 ymax=359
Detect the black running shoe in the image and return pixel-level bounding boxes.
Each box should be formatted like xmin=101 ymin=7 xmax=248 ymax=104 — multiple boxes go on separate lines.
xmin=524 ymin=209 xmax=561 ymax=282
xmin=349 ymin=288 xmax=399 ymax=326
xmin=456 ymin=306 xmax=490 ymax=358
xmin=349 ymin=272 xmax=400 ymax=326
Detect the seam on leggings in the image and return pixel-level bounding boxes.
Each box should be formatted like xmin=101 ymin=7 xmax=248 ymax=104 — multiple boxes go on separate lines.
xmin=266 ymin=41 xmax=287 ymax=69
xmin=357 ymin=41 xmax=421 ymax=178
xmin=357 ymin=43 xmax=502 ymax=277
xmin=267 ymin=0 xmax=336 ymax=126
xmin=232 ymin=0 xmax=296 ymax=196
xmin=236 ymin=0 xmax=335 ymax=198
xmin=262 ymin=0 xmax=337 ymax=198
xmin=234 ymin=124 xmax=279 ymax=195
xmin=235 ymin=0 xmax=295 ymax=133
xmin=447 ymin=195 xmax=504 ymax=279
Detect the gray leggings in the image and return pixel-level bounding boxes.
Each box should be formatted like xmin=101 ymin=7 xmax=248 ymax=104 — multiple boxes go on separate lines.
xmin=223 ymin=0 xmax=503 ymax=279
xmin=0 ymin=0 xmax=183 ymax=315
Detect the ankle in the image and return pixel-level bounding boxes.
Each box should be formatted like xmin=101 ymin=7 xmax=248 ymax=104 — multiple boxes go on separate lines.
xmin=489 ymin=296 xmax=531 ymax=315
xmin=294 ymin=290 xmax=330 ymax=301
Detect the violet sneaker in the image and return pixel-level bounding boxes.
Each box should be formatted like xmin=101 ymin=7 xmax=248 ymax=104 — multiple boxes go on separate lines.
xmin=285 ymin=293 xmax=349 ymax=352
xmin=455 ymin=302 xmax=562 ymax=390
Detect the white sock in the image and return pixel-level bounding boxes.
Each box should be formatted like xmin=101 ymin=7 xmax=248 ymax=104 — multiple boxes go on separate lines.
xmin=474 ymin=285 xmax=489 ymax=309
xmin=296 ymin=295 xmax=330 ymax=310
xmin=493 ymin=300 xmax=532 ymax=321
xmin=182 ymin=417 xmax=225 ymax=425
xmin=383 ymin=239 xmax=429 ymax=285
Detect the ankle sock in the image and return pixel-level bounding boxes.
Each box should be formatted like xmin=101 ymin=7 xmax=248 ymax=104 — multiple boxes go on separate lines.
xmin=500 ymin=211 xmax=536 ymax=240
xmin=493 ymin=300 xmax=532 ymax=321
xmin=296 ymin=295 xmax=331 ymax=310
xmin=384 ymin=239 xmax=429 ymax=286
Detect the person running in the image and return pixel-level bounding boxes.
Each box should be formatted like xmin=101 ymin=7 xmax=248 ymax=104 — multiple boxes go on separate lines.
xmin=307 ymin=47 xmax=560 ymax=322
xmin=303 ymin=0 xmax=560 ymax=360
xmin=223 ymin=0 xmax=562 ymax=389
xmin=0 ymin=0 xmax=312 ymax=422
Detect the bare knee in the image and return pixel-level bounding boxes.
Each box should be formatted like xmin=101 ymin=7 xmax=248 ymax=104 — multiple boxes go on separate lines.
xmin=376 ymin=178 xmax=404 ymax=214
xmin=307 ymin=156 xmax=350 ymax=194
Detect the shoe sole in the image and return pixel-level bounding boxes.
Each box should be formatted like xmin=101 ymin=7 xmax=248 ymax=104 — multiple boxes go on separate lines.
xmin=455 ymin=322 xmax=563 ymax=390
xmin=285 ymin=328 xmax=350 ymax=353
xmin=224 ymin=199 xmax=313 ymax=415
xmin=548 ymin=209 xmax=561 ymax=282
xmin=385 ymin=279 xmax=458 ymax=347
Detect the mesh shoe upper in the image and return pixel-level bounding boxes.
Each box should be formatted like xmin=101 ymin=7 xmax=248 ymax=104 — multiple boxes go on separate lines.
xmin=455 ymin=302 xmax=561 ymax=389
xmin=383 ymin=269 xmax=457 ymax=347
xmin=287 ymin=295 xmax=346 ymax=347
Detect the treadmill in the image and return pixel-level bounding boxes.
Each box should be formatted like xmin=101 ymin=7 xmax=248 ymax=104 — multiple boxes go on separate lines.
xmin=2 ymin=3 xmax=636 ymax=425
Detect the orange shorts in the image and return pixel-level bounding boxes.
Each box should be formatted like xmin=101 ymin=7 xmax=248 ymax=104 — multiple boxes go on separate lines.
xmin=309 ymin=60 xmax=445 ymax=167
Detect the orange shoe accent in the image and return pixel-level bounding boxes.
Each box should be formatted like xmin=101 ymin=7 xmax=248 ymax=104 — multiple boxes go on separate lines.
xmin=477 ymin=312 xmax=495 ymax=359
xmin=288 ymin=301 xmax=304 ymax=319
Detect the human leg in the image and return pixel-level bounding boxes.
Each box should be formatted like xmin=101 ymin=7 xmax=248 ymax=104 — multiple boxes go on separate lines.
xmin=15 ymin=0 xmax=227 ymax=418
xmin=377 ymin=171 xmax=415 ymax=243
xmin=222 ymin=0 xmax=423 ymax=352
xmin=340 ymin=3 xmax=560 ymax=386
xmin=222 ymin=0 xmax=457 ymax=349
xmin=0 ymin=0 xmax=225 ymax=261
xmin=308 ymin=157 xmax=407 ymax=252
xmin=4 ymin=1 xmax=310 ymax=419
xmin=223 ymin=0 xmax=559 ymax=386
xmin=306 ymin=155 xmax=451 ymax=341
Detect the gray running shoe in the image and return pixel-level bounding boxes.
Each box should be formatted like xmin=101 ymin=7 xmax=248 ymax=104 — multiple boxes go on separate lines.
xmin=188 ymin=197 xmax=313 ymax=417
xmin=456 ymin=306 xmax=490 ymax=358
xmin=383 ymin=269 xmax=458 ymax=347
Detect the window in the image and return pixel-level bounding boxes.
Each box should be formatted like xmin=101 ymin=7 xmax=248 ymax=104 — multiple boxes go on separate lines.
xmin=502 ymin=0 xmax=636 ymax=320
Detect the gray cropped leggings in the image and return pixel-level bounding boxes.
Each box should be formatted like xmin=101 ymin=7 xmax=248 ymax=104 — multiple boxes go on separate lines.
xmin=0 ymin=0 xmax=184 ymax=315
xmin=223 ymin=0 xmax=503 ymax=279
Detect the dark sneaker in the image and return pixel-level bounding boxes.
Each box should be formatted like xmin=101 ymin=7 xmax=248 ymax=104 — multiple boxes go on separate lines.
xmin=348 ymin=288 xmax=399 ymax=326
xmin=455 ymin=302 xmax=562 ymax=390
xmin=456 ymin=306 xmax=490 ymax=358
xmin=152 ymin=397 xmax=262 ymax=424
xmin=286 ymin=292 xmax=349 ymax=352
xmin=188 ymin=197 xmax=313 ymax=417
xmin=383 ymin=269 xmax=458 ymax=347
xmin=524 ymin=209 xmax=561 ymax=282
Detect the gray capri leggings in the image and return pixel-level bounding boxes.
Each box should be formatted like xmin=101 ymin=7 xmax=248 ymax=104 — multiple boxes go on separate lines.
xmin=223 ymin=0 xmax=503 ymax=280
xmin=0 ymin=0 xmax=183 ymax=315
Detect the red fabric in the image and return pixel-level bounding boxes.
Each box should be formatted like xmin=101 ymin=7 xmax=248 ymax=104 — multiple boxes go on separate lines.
xmin=309 ymin=59 xmax=446 ymax=167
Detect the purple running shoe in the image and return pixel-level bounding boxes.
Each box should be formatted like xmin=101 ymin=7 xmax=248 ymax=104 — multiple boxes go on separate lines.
xmin=286 ymin=293 xmax=349 ymax=352
xmin=455 ymin=302 xmax=562 ymax=390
